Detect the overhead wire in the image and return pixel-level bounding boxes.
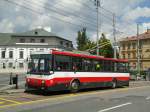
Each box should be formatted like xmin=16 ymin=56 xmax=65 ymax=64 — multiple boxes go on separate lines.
xmin=3 ymin=0 xmax=97 ymax=31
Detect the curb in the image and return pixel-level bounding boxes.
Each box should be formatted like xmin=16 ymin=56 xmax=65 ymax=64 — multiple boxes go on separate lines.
xmin=0 ymin=81 xmax=25 ymax=92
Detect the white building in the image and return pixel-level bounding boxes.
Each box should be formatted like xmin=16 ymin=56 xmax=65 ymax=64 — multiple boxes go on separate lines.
xmin=0 ymin=28 xmax=73 ymax=73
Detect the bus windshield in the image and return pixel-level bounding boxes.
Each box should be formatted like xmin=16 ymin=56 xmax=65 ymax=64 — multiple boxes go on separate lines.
xmin=28 ymin=54 xmax=52 ymax=75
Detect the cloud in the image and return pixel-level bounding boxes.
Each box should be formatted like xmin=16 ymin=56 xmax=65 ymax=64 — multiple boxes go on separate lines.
xmin=0 ymin=0 xmax=150 ymax=44
xmin=0 ymin=19 xmax=14 ymax=33
xmin=123 ymin=7 xmax=150 ymax=21
xmin=29 ymin=14 xmax=51 ymax=30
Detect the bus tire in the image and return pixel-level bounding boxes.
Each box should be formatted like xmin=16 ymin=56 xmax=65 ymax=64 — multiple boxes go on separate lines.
xmin=111 ymin=79 xmax=117 ymax=89
xmin=70 ymin=80 xmax=80 ymax=93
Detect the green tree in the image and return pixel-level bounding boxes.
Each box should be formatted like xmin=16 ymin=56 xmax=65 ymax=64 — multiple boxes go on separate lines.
xmin=76 ymin=28 xmax=88 ymax=51
xmin=98 ymin=33 xmax=114 ymax=58
xmin=85 ymin=38 xmax=96 ymax=54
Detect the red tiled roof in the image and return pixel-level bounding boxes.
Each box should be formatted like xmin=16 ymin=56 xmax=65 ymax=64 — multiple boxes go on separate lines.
xmin=120 ymin=31 xmax=150 ymax=42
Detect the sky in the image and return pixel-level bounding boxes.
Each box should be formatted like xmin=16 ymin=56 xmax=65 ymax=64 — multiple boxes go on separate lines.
xmin=0 ymin=0 xmax=150 ymax=46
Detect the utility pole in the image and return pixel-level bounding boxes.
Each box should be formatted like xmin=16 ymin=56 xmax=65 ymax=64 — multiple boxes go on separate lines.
xmin=94 ymin=0 xmax=101 ymax=56
xmin=113 ymin=13 xmax=117 ymax=71
xmin=113 ymin=13 xmax=117 ymax=59
xmin=137 ymin=23 xmax=140 ymax=77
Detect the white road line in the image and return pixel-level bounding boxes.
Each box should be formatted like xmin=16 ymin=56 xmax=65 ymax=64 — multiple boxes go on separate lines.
xmin=98 ymin=102 xmax=132 ymax=112
xmin=146 ymin=97 xmax=150 ymax=100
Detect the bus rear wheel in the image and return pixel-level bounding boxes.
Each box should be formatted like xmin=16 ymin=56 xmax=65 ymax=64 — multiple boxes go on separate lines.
xmin=70 ymin=80 xmax=80 ymax=93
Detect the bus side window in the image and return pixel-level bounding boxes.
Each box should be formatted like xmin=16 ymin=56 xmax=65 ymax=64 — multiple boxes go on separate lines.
xmin=55 ymin=55 xmax=72 ymax=71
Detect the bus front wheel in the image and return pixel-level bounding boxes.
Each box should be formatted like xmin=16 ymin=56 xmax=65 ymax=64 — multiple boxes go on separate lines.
xmin=70 ymin=80 xmax=80 ymax=93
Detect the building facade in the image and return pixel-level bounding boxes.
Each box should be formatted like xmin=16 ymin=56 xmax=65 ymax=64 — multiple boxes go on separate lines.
xmin=119 ymin=29 xmax=150 ymax=71
xmin=0 ymin=28 xmax=73 ymax=73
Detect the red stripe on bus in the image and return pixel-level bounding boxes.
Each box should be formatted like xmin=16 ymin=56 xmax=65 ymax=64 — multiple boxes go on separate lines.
xmin=27 ymin=77 xmax=129 ymax=87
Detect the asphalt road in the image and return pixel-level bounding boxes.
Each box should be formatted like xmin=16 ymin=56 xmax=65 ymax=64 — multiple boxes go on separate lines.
xmin=0 ymin=85 xmax=150 ymax=112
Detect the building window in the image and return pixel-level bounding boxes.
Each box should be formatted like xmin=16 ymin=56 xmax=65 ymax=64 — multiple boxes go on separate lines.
xmin=60 ymin=41 xmax=63 ymax=45
xmin=122 ymin=44 xmax=125 ymax=50
xmin=8 ymin=63 xmax=13 ymax=68
xmin=123 ymin=54 xmax=125 ymax=59
xmin=132 ymin=43 xmax=136 ymax=49
xmin=9 ymin=51 xmax=13 ymax=58
xmin=35 ymin=31 xmax=38 ymax=35
xmin=133 ymin=63 xmax=136 ymax=69
xmin=66 ymin=43 xmax=69 ymax=47
xmin=128 ymin=53 xmax=130 ymax=59
xmin=20 ymin=39 xmax=25 ymax=43
xmin=19 ymin=63 xmax=24 ymax=68
xmin=132 ymin=53 xmax=136 ymax=59
xmin=19 ymin=51 xmax=24 ymax=59
xmin=127 ymin=43 xmax=130 ymax=49
xmin=1 ymin=51 xmax=5 ymax=58
xmin=40 ymin=39 xmax=45 ymax=43
xmin=139 ymin=42 xmax=142 ymax=49
xmin=30 ymin=39 xmax=35 ymax=43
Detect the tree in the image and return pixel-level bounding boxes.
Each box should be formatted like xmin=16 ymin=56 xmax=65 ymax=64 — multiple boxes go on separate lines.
xmin=98 ymin=33 xmax=114 ymax=58
xmin=85 ymin=38 xmax=96 ymax=54
xmin=76 ymin=28 xmax=88 ymax=51
xmin=76 ymin=29 xmax=114 ymax=58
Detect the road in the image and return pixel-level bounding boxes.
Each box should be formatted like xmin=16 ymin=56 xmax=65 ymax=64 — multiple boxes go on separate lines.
xmin=0 ymin=85 xmax=150 ymax=112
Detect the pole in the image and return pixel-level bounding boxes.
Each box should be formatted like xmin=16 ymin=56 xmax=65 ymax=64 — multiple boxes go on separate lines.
xmin=113 ymin=13 xmax=117 ymax=71
xmin=113 ymin=13 xmax=117 ymax=59
xmin=15 ymin=74 xmax=18 ymax=89
xmin=137 ymin=24 xmax=140 ymax=78
xmin=9 ymin=72 xmax=12 ymax=85
xmin=95 ymin=0 xmax=101 ymax=56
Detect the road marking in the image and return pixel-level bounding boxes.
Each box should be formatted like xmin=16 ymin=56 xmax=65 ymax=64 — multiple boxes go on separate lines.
xmin=0 ymin=102 xmax=4 ymax=104
xmin=0 ymin=98 xmax=21 ymax=104
xmin=146 ymin=96 xmax=150 ymax=100
xmin=98 ymin=102 xmax=132 ymax=112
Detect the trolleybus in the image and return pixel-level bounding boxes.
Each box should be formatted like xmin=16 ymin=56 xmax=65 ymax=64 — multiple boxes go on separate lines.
xmin=25 ymin=50 xmax=130 ymax=92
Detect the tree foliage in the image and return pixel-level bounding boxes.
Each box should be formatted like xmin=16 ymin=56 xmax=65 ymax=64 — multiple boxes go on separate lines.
xmin=76 ymin=28 xmax=114 ymax=58
xmin=98 ymin=33 xmax=114 ymax=58
xmin=76 ymin=28 xmax=88 ymax=51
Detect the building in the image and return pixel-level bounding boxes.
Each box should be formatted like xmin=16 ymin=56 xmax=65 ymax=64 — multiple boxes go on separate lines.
xmin=119 ymin=29 xmax=150 ymax=71
xmin=0 ymin=28 xmax=73 ymax=73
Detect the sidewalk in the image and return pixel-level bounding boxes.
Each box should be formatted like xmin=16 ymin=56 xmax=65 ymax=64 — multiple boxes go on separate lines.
xmin=0 ymin=81 xmax=25 ymax=94
xmin=129 ymin=80 xmax=150 ymax=88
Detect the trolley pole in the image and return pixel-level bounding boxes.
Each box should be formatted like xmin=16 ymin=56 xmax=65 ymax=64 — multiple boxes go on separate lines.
xmin=137 ymin=24 xmax=140 ymax=78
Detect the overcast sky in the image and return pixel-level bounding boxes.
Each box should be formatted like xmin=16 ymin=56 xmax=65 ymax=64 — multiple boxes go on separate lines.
xmin=0 ymin=0 xmax=150 ymax=46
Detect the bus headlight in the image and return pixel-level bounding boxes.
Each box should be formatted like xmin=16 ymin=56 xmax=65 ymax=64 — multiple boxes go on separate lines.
xmin=27 ymin=79 xmax=30 ymax=82
xmin=41 ymin=80 xmax=45 ymax=84
xmin=41 ymin=80 xmax=45 ymax=88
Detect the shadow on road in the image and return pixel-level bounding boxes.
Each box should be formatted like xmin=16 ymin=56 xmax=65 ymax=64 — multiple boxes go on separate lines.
xmin=25 ymin=86 xmax=126 ymax=96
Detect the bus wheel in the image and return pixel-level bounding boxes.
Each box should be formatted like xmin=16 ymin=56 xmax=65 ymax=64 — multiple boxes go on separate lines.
xmin=112 ymin=79 xmax=117 ymax=89
xmin=70 ymin=80 xmax=80 ymax=93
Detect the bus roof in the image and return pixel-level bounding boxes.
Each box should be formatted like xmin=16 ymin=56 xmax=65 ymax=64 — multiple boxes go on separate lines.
xmin=52 ymin=50 xmax=128 ymax=63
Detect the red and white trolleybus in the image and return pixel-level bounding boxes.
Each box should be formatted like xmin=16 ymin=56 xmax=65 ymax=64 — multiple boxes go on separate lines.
xmin=25 ymin=50 xmax=130 ymax=92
